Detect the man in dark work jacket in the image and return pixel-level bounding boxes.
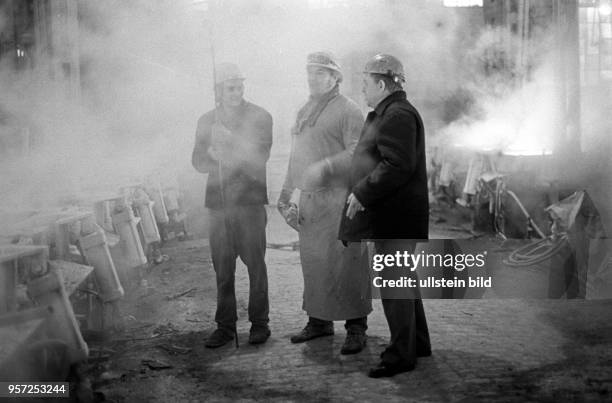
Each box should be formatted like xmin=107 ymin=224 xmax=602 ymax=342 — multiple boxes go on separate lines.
xmin=192 ymin=63 xmax=273 ymax=348
xmin=339 ymin=54 xmax=431 ymax=378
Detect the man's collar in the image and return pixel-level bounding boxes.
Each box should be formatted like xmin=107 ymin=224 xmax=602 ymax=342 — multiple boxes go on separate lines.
xmin=309 ymin=84 xmax=340 ymax=102
xmin=220 ymin=99 xmax=248 ymax=114
xmin=374 ymin=90 xmax=406 ymax=116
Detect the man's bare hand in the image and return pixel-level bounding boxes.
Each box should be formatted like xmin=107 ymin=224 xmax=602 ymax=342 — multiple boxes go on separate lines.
xmin=346 ymin=193 xmax=365 ymax=219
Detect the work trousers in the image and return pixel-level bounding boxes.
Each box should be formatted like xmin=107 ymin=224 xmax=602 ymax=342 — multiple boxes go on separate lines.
xmin=209 ymin=205 xmax=269 ymax=331
xmin=308 ymin=316 xmax=368 ymax=334
xmin=380 ymin=299 xmax=431 ymax=366
xmin=376 ymin=240 xmax=431 ymax=367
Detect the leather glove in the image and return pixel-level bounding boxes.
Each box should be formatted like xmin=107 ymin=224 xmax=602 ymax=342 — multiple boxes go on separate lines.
xmin=210 ymin=123 xmax=234 ymax=161
xmin=277 ymin=188 xmax=298 ymax=231
xmin=302 ymin=159 xmax=332 ymax=190
xmin=211 ymin=122 xmax=232 ymax=147
xmin=211 ymin=123 xmax=245 ymax=169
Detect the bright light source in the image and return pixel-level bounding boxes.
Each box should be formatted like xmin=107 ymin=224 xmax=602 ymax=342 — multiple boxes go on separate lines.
xmin=308 ymin=0 xmax=351 ymax=9
xmin=599 ymin=1 xmax=612 ymax=17
xmin=191 ymin=0 xmax=209 ymax=12
xmin=443 ymin=0 xmax=483 ymax=7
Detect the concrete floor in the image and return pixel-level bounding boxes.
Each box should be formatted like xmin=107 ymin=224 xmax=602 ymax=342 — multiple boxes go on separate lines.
xmin=87 ymin=207 xmax=612 ymax=403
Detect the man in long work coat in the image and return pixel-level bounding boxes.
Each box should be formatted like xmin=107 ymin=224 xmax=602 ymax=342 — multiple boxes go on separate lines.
xmin=339 ymin=54 xmax=432 ymax=377
xmin=278 ymin=51 xmax=372 ymax=354
xmin=192 ymin=63 xmax=273 ymax=348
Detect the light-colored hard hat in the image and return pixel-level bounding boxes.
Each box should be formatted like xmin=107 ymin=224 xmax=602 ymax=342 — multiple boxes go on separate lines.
xmin=307 ymin=51 xmax=342 ymax=75
xmin=363 ymin=54 xmax=405 ymax=83
xmin=215 ymin=63 xmax=245 ymax=84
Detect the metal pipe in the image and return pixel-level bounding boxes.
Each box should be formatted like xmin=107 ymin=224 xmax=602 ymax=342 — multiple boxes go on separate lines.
xmin=203 ymin=9 xmax=238 ymax=349
xmin=506 ymin=190 xmax=547 ymax=238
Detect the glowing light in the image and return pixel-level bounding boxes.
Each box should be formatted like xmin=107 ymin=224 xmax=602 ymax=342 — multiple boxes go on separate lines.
xmin=308 ymin=0 xmax=351 ymax=9
xmin=502 ymin=148 xmax=553 ymax=157
xmin=599 ymin=2 xmax=612 ymax=17
xmin=191 ymin=0 xmax=209 ymax=12
xmin=443 ymin=0 xmax=483 ymax=7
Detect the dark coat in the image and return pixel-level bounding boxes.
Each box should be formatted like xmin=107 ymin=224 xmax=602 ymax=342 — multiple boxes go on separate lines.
xmin=192 ymin=101 xmax=272 ymax=209
xmin=339 ymin=90 xmax=429 ymax=241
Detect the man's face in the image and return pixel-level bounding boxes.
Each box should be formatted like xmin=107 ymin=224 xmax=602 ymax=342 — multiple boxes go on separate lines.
xmin=220 ymin=79 xmax=244 ymax=107
xmin=307 ymin=66 xmax=337 ymax=97
xmin=362 ymin=74 xmax=383 ymax=108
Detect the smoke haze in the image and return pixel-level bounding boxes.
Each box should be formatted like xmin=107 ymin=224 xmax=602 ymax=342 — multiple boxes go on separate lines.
xmin=0 ymin=0 xmax=610 ymax=221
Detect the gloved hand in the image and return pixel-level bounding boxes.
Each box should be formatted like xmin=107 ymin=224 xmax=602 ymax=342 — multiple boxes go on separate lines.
xmin=211 ymin=122 xmax=232 ymax=148
xmin=277 ymin=188 xmax=298 ymax=231
xmin=210 ymin=123 xmax=244 ymax=169
xmin=207 ymin=145 xmax=220 ymax=161
xmin=302 ymin=159 xmax=332 ymax=190
xmin=209 ymin=123 xmax=234 ymax=161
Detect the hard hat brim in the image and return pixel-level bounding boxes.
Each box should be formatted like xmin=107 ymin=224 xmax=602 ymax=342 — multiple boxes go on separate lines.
xmin=307 ymin=63 xmax=342 ymax=74
xmin=215 ymin=76 xmax=246 ymax=85
xmin=363 ymin=70 xmax=405 ymax=83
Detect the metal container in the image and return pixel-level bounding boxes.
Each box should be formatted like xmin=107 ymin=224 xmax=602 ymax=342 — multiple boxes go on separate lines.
xmin=79 ymin=226 xmax=124 ymax=302
xmin=27 ymin=269 xmax=89 ymax=363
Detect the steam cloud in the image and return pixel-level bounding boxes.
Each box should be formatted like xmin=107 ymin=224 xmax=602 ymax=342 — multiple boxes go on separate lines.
xmin=0 ymin=1 xmax=609 ymax=223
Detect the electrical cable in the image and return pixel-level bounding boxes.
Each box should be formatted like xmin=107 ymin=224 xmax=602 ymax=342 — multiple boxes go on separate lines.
xmin=503 ymin=235 xmax=568 ymax=267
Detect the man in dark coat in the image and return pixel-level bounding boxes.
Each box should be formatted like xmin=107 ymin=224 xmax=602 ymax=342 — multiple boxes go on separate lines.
xmin=192 ymin=63 xmax=273 ymax=348
xmin=338 ymin=54 xmax=431 ymax=378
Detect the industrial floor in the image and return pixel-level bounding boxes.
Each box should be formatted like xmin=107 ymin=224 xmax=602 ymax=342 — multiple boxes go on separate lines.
xmin=84 ymin=206 xmax=612 ymax=403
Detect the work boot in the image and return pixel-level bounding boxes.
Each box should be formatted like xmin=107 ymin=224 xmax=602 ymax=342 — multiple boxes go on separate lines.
xmin=340 ymin=332 xmax=367 ymax=355
xmin=290 ymin=322 xmax=334 ymax=343
xmin=248 ymin=325 xmax=271 ymax=345
xmin=368 ymin=361 xmax=415 ymax=378
xmin=205 ymin=328 xmax=235 ymax=348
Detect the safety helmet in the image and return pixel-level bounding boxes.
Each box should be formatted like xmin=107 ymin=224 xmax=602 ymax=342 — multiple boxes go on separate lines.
xmin=215 ymin=63 xmax=245 ymax=84
xmin=307 ymin=51 xmax=342 ymax=75
xmin=363 ymin=54 xmax=405 ymax=83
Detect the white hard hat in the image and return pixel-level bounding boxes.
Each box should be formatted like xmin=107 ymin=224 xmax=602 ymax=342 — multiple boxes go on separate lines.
xmin=215 ymin=63 xmax=245 ymax=84
xmin=363 ymin=54 xmax=405 ymax=83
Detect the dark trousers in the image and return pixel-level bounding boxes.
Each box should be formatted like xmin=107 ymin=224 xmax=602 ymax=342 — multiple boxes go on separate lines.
xmin=308 ymin=316 xmax=368 ymax=334
xmin=376 ymin=239 xmax=431 ymax=367
xmin=380 ymin=299 xmax=431 ymax=366
xmin=209 ymin=205 xmax=269 ymax=331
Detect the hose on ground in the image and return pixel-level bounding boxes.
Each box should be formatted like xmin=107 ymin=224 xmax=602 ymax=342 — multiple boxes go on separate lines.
xmin=503 ymin=235 xmax=569 ymax=267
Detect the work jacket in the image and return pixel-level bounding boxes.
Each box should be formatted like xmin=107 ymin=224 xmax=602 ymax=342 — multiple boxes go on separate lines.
xmin=192 ymin=101 xmax=273 ymax=209
xmin=339 ymin=90 xmax=429 ymax=241
xmin=283 ymin=91 xmax=371 ymax=320
xmin=283 ymin=93 xmax=363 ymax=191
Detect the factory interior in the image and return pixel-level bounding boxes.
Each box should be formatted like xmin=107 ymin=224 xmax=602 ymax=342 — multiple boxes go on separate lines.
xmin=1 ymin=0 xmax=611 ymax=401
